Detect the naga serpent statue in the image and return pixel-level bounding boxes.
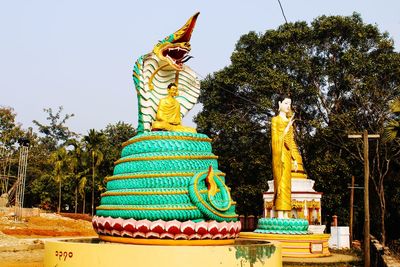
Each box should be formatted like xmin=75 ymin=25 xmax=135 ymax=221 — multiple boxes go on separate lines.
xmin=93 ymin=12 xmax=239 ymax=244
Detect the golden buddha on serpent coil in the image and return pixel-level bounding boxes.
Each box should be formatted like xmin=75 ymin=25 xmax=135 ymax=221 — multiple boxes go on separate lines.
xmin=151 ymin=83 xmax=196 ymax=133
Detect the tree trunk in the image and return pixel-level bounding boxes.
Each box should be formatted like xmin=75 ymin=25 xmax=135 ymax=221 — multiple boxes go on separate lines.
xmin=381 ymin=204 xmax=386 ymax=246
xmin=380 ymin=183 xmax=386 ymax=246
xmin=74 ymin=186 xmax=78 ymax=214
xmin=58 ymin=178 xmax=61 ymax=213
xmin=82 ymin=194 xmax=86 ymax=214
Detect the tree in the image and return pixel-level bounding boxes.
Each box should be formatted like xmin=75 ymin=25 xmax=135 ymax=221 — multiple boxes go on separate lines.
xmin=49 ymin=147 xmax=68 ymax=213
xmin=195 ymin=13 xmax=400 ymax=243
xmin=33 ymin=106 xmax=76 ymax=151
xmin=0 ymin=107 xmax=24 ymax=149
xmin=0 ymin=107 xmax=25 ymax=194
xmin=83 ymin=129 xmax=105 ymax=216
xmin=81 ymin=122 xmax=135 ymax=215
xmin=3 ymin=107 xmax=136 ymax=214
xmin=30 ymin=174 xmax=57 ymax=210
xmin=66 ymin=139 xmax=90 ymax=213
xmin=79 ymin=176 xmax=88 ymax=214
xmin=383 ymin=97 xmax=400 ymax=143
xmin=100 ymin=122 xmax=136 ymax=177
xmin=374 ymin=97 xmax=400 ymax=244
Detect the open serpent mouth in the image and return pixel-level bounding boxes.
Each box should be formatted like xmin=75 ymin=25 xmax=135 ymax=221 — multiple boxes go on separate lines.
xmin=162 ymin=46 xmax=193 ymax=69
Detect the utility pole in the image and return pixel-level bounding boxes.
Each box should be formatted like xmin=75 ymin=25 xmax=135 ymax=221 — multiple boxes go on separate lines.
xmin=91 ymin=151 xmax=95 ymax=216
xmin=349 ymin=175 xmax=355 ymax=246
xmin=348 ymin=130 xmax=379 ymax=267
xmin=348 ymin=179 xmax=364 ymax=247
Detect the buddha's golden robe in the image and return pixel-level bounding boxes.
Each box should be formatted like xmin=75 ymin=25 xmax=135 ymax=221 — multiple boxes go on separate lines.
xmin=156 ymin=97 xmax=181 ymax=125
xmin=271 ymin=115 xmax=307 ymax=211
xmin=152 ymin=96 xmax=196 ymax=133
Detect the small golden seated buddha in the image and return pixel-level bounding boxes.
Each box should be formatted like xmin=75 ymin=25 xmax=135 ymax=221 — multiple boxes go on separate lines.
xmin=152 ymin=83 xmax=196 ymax=133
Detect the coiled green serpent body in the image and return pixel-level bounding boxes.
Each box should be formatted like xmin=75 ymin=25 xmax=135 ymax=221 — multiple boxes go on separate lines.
xmin=96 ymin=131 xmax=237 ymax=222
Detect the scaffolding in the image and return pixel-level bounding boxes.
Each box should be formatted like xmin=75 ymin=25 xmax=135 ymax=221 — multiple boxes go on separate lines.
xmin=14 ymin=138 xmax=30 ymax=221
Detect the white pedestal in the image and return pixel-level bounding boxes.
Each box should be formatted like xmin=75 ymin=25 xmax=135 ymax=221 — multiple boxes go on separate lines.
xmin=328 ymin=226 xmax=350 ymax=249
xmin=308 ymin=225 xmax=326 ymax=234
xmin=263 ymin=179 xmax=323 ymax=224
xmin=266 ymin=179 xmax=316 ymax=192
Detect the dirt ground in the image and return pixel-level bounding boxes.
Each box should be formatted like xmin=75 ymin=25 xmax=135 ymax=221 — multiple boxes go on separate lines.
xmin=0 ymin=250 xmax=44 ymax=267
xmin=0 ymin=213 xmax=95 ymax=237
xmin=0 ymin=212 xmax=96 ymax=267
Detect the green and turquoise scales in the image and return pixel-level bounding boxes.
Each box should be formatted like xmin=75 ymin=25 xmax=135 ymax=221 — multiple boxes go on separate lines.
xmin=96 ymin=131 xmax=237 ymax=222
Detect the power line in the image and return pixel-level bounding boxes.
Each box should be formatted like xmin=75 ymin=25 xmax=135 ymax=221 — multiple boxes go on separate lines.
xmin=193 ymin=71 xmax=272 ymax=113
xmin=190 ymin=1 xmax=290 ymax=115
xmin=189 ymin=0 xmax=291 ymax=114
xmin=277 ymin=0 xmax=288 ymax=24
xmin=193 ymin=71 xmax=363 ymax=135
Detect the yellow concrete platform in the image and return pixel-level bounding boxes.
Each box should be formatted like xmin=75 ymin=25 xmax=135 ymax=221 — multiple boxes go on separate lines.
xmin=44 ymin=238 xmax=282 ymax=267
xmin=283 ymin=252 xmax=361 ymax=265
xmin=99 ymin=234 xmax=235 ymax=245
xmin=240 ymin=232 xmax=330 ymax=258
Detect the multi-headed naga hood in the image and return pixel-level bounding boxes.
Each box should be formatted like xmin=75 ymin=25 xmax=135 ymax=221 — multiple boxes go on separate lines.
xmin=132 ymin=12 xmax=201 ymax=133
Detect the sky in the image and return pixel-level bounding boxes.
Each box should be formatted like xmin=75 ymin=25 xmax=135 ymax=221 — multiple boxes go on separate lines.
xmin=1 ymin=0 xmax=399 ymax=136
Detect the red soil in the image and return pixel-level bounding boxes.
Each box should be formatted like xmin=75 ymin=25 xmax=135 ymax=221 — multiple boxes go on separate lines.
xmin=0 ymin=213 xmax=96 ymax=237
xmin=0 ymin=213 xmax=96 ymax=267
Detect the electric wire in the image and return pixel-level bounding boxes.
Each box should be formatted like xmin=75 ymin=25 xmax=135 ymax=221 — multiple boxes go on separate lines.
xmin=193 ymin=70 xmax=353 ymax=134
xmin=277 ymin=0 xmax=288 ymax=24
xmin=193 ymin=70 xmax=272 ymax=113
xmin=190 ymin=0 xmax=292 ymax=114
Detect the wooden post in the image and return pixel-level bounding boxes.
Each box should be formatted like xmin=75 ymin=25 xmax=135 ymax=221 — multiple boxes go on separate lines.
xmin=332 ymin=215 xmax=338 ymax=226
xmin=350 ymin=175 xmax=355 ymax=246
xmin=91 ymin=151 xmax=95 ymax=216
xmin=363 ymin=130 xmax=370 ymax=267
xmin=348 ymin=132 xmax=379 ymax=267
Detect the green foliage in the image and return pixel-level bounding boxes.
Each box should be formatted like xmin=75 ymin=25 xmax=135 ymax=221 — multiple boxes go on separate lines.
xmin=0 ymin=107 xmax=24 ymax=149
xmin=49 ymin=147 xmax=68 ymax=212
xmin=29 ymin=174 xmax=57 ymax=210
xmin=100 ymin=122 xmax=136 ymax=178
xmin=383 ymin=97 xmax=400 ymax=142
xmin=83 ymin=129 xmax=105 ymax=215
xmin=81 ymin=123 xmax=136 ymax=215
xmin=195 ymin=13 xmax=400 ymax=242
xmin=33 ymin=106 xmax=76 ymax=150
xmin=65 ymin=139 xmax=89 ymax=213
xmin=4 ymin=105 xmax=136 ymax=215
xmin=0 ymin=107 xmax=25 ymax=194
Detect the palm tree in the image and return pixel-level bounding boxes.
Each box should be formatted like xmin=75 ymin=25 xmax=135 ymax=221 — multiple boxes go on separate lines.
xmin=83 ymin=129 xmax=105 ymax=216
xmin=49 ymin=147 xmax=67 ymax=213
xmin=383 ymin=97 xmax=400 ymax=142
xmin=79 ymin=176 xmax=87 ymax=214
xmin=66 ymin=139 xmax=89 ymax=213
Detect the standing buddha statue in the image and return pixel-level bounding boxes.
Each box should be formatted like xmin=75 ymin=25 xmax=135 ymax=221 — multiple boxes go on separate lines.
xmin=271 ymin=96 xmax=307 ymax=218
